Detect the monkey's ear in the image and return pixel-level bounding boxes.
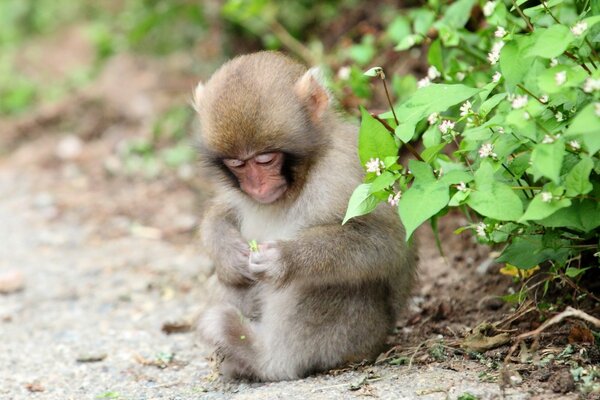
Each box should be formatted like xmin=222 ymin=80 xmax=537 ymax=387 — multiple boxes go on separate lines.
xmin=191 ymin=81 xmax=205 ymax=112
xmin=294 ymin=68 xmax=330 ymax=123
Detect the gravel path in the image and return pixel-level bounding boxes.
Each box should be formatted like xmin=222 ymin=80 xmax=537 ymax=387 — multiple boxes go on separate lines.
xmin=0 ymin=165 xmax=543 ymax=400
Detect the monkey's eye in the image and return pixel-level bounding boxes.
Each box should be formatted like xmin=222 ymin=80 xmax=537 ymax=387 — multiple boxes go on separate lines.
xmin=255 ymin=153 xmax=276 ymax=165
xmin=224 ymin=159 xmax=245 ymax=168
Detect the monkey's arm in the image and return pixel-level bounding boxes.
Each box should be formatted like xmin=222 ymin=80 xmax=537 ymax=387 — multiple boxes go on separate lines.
xmin=252 ymin=213 xmax=414 ymax=286
xmin=200 ymin=202 xmax=254 ymax=286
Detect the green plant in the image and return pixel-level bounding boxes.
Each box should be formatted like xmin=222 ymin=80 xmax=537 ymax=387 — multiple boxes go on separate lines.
xmin=345 ymin=0 xmax=600 ymax=291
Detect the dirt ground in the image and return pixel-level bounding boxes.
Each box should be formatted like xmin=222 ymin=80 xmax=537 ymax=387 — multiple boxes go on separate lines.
xmin=0 ymin=52 xmax=592 ymax=399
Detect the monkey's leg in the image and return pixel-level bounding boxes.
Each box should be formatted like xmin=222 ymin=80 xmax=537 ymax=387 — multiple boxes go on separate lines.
xmin=198 ymin=305 xmax=261 ymax=380
xmin=253 ymin=284 xmax=394 ymax=381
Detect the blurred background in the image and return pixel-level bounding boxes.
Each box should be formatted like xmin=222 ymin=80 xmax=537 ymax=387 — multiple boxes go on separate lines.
xmin=0 ymin=0 xmax=427 ymax=240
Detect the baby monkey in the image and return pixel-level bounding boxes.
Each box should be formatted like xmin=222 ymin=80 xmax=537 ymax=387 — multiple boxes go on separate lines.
xmin=195 ymin=51 xmax=417 ymax=381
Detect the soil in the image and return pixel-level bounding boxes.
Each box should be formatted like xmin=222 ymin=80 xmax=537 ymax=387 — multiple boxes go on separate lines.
xmin=0 ymin=40 xmax=596 ymax=399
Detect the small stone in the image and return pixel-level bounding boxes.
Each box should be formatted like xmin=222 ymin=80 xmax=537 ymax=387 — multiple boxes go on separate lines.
xmin=25 ymin=380 xmax=44 ymax=392
xmin=56 ymin=135 xmax=83 ymax=160
xmin=550 ymin=369 xmax=575 ymax=393
xmin=0 ymin=270 xmax=25 ymax=294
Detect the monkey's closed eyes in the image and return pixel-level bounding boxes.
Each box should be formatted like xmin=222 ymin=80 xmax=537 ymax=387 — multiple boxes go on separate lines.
xmin=195 ymin=52 xmax=417 ymax=382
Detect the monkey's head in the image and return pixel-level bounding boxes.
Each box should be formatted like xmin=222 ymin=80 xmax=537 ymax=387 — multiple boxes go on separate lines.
xmin=193 ymin=52 xmax=331 ymax=205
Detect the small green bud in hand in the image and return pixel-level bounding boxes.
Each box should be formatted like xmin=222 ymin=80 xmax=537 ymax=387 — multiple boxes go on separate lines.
xmin=248 ymin=239 xmax=259 ymax=253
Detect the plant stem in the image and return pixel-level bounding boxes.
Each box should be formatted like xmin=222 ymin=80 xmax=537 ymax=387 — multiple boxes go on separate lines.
xmin=510 ymin=0 xmax=534 ymax=32
xmin=539 ymin=2 xmax=592 ymax=75
xmin=516 ymin=84 xmax=545 ymax=105
xmin=269 ymin=20 xmax=317 ymax=65
xmin=511 ymin=186 xmax=542 ymax=190
xmin=452 ymin=137 xmax=474 ymax=174
xmin=564 ymin=51 xmax=592 ymax=75
xmin=502 ymin=163 xmax=533 ymax=198
xmin=370 ymin=113 xmax=424 ymax=162
xmin=585 ymin=38 xmax=600 ymax=64
xmin=381 ymin=78 xmax=399 ymax=125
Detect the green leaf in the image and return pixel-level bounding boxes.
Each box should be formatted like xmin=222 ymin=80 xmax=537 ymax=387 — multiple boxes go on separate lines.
xmin=343 ymin=184 xmax=380 ymax=224
xmin=565 ymin=102 xmax=600 ymax=155
xmin=439 ymin=0 xmax=476 ymax=29
xmin=369 ymin=171 xmax=397 ymax=193
xmin=496 ymin=235 xmax=552 ymax=269
xmin=538 ymin=198 xmax=600 ymax=232
xmin=500 ymin=40 xmax=531 ymax=89
xmin=394 ymin=34 xmax=422 ymax=51
xmin=398 ymin=180 xmax=449 ymax=240
xmin=565 ymin=157 xmax=593 ymax=197
xmin=412 ymin=9 xmax=435 ymax=36
xmin=398 ymin=160 xmax=450 ymax=239
xmin=386 ymin=16 xmax=411 ymax=43
xmin=428 ymin=39 xmax=444 ymax=75
xmin=479 ymin=93 xmax=507 ymax=118
xmin=523 ymin=25 xmax=574 ymax=59
xmin=467 ymin=162 xmax=523 ymax=221
xmin=420 ymin=143 xmax=446 ymax=163
xmin=519 ymin=194 xmax=571 ymax=222
xmin=382 ymin=84 xmax=481 ymax=142
xmin=358 ymin=107 xmax=399 ymax=167
xmin=538 ymin=66 xmax=588 ymax=94
xmin=440 ymin=170 xmax=473 ymax=186
xmin=448 ymin=190 xmax=470 ymax=206
xmin=565 ymin=267 xmax=589 ymax=278
xmin=530 ymin=141 xmax=565 ymax=184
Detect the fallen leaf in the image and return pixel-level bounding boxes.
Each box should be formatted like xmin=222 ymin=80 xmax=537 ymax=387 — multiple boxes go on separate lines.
xmin=161 ymin=320 xmax=193 ymax=335
xmin=461 ymin=322 xmax=510 ymax=353
xmin=568 ymin=323 xmax=595 ymax=344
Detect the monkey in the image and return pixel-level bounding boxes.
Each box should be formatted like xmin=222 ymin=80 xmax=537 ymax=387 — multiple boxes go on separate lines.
xmin=194 ymin=51 xmax=417 ymax=382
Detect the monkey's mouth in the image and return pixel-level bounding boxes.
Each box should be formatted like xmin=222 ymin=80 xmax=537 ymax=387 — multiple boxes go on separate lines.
xmin=250 ymin=183 xmax=288 ymax=204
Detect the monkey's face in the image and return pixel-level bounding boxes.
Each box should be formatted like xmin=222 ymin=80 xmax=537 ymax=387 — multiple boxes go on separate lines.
xmin=223 ymin=152 xmax=288 ymax=204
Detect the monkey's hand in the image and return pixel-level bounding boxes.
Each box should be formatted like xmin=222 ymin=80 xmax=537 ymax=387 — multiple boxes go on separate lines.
xmin=215 ymin=238 xmax=256 ymax=286
xmin=248 ymin=242 xmax=283 ymax=284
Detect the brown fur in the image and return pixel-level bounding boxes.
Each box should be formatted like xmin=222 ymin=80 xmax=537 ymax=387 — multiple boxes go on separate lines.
xmin=195 ymin=52 xmax=418 ymax=382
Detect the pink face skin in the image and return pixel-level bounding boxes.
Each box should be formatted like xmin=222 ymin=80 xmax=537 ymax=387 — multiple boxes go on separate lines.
xmin=223 ymin=152 xmax=288 ymax=204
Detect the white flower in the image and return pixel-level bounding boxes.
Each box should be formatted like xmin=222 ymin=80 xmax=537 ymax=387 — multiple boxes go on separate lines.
xmin=438 ymin=120 xmax=455 ymax=134
xmin=365 ymin=158 xmax=385 ymax=175
xmin=511 ymin=95 xmax=528 ymax=109
xmin=570 ymin=21 xmax=588 ymax=36
xmin=337 ymin=66 xmax=351 ymax=80
xmin=417 ymin=77 xmax=431 ymax=88
xmin=555 ymin=111 xmax=564 ymax=122
xmin=494 ymin=26 xmax=507 ymax=38
xmin=460 ymin=101 xmax=472 ymax=117
xmin=595 ymin=103 xmax=600 ymax=117
xmin=539 ymin=95 xmax=549 ymax=103
xmin=487 ymin=41 xmax=505 ymax=65
xmin=497 ymin=127 xmax=505 ymax=134
xmin=583 ymin=78 xmax=600 ymax=93
xmin=475 ymin=222 xmax=487 ymax=237
xmin=456 ymin=182 xmax=468 ymax=192
xmin=387 ymin=191 xmax=401 ymax=207
xmin=569 ymin=140 xmax=581 ymax=150
xmin=483 ymin=1 xmax=496 ymax=17
xmin=478 ymin=143 xmax=497 ymax=158
xmin=456 ymin=72 xmax=466 ymax=81
xmin=542 ymin=135 xmax=555 ymax=144
xmin=550 ymin=58 xmax=559 ymax=67
xmin=427 ymin=112 xmax=439 ymax=125
xmin=540 ymin=192 xmax=553 ymax=203
xmin=555 ymin=71 xmax=567 ymax=86
xmin=492 ymin=71 xmax=502 ymax=83
xmin=427 ymin=66 xmax=441 ymax=80
xmin=523 ymin=112 xmax=530 ymax=120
